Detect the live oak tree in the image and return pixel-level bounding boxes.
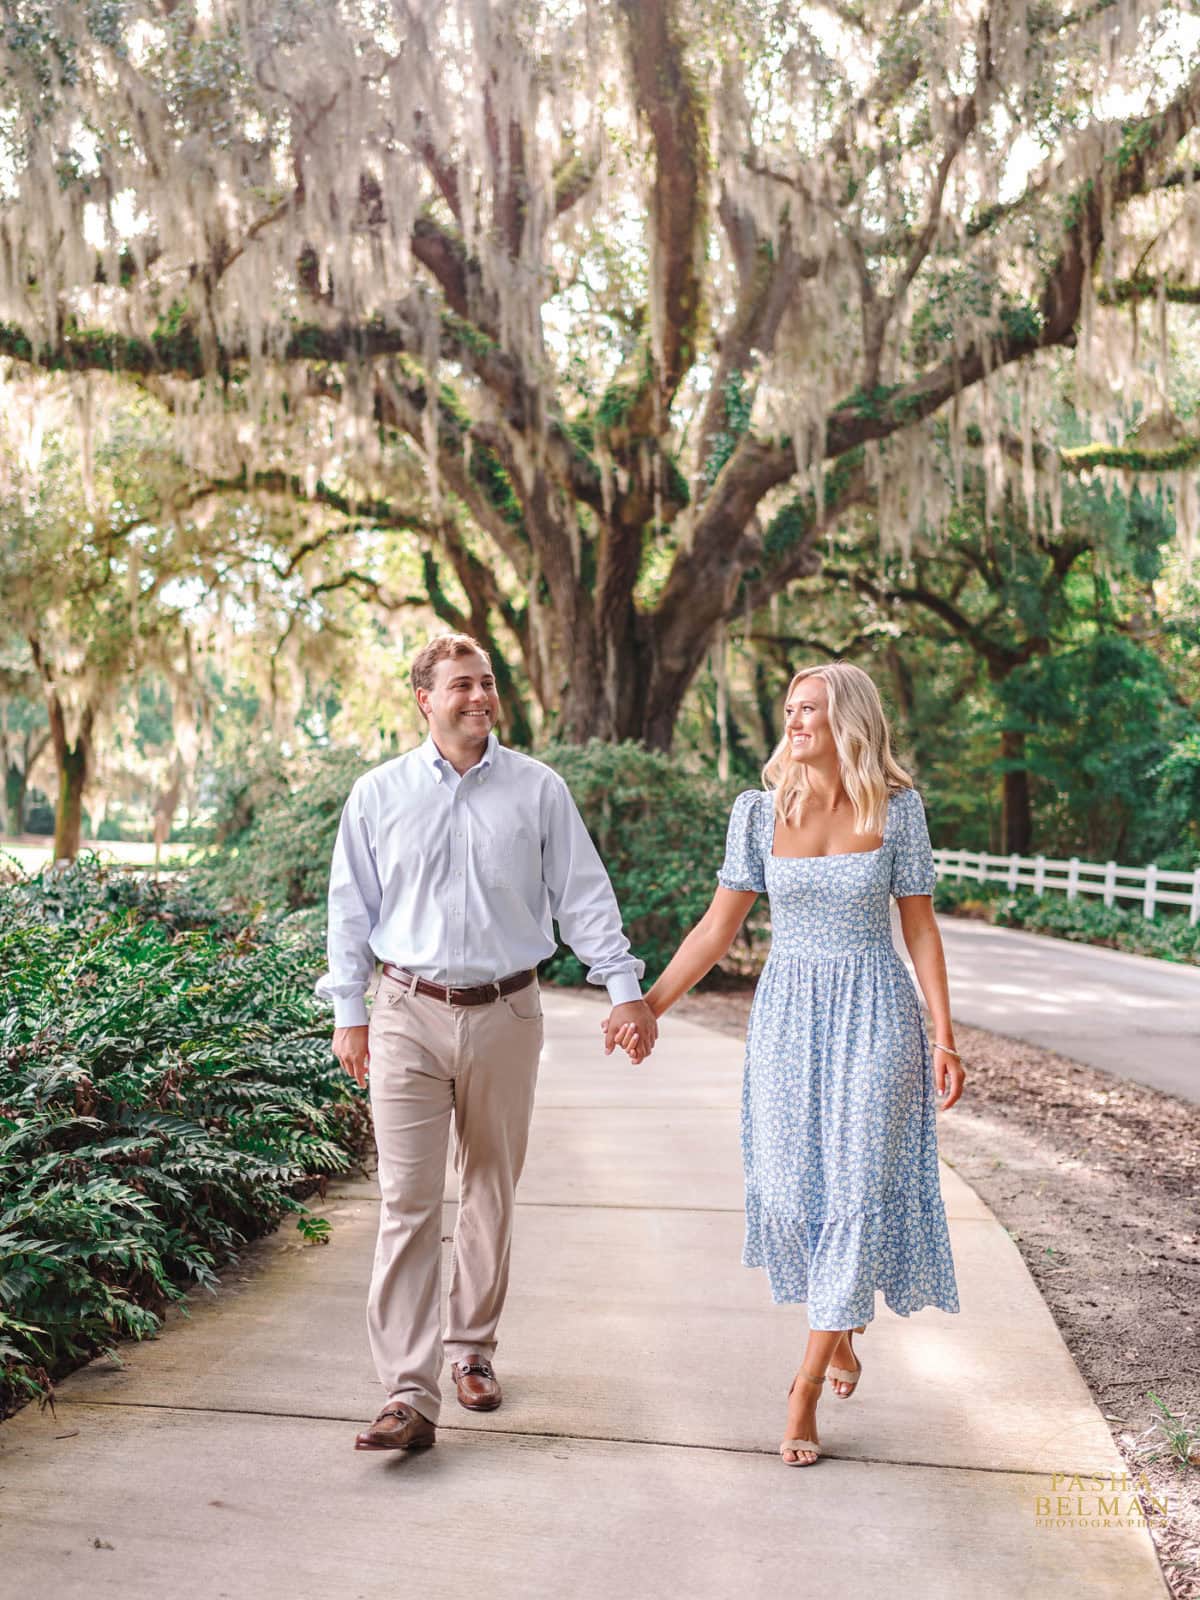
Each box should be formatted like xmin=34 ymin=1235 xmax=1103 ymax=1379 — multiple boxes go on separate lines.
xmin=2 ymin=0 xmax=1200 ymax=746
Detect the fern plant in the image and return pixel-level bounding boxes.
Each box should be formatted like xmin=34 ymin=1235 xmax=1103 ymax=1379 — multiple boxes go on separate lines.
xmin=0 ymin=854 xmax=371 ymax=1418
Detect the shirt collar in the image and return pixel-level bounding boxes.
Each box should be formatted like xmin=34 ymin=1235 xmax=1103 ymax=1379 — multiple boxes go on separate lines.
xmin=420 ymin=730 xmax=498 ymax=783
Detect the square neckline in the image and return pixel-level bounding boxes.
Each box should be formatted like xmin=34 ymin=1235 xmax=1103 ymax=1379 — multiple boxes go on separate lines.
xmin=765 ymin=786 xmax=899 ymax=862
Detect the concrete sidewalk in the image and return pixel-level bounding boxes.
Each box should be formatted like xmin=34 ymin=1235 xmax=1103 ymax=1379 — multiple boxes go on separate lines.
xmin=0 ymin=993 xmax=1169 ymax=1599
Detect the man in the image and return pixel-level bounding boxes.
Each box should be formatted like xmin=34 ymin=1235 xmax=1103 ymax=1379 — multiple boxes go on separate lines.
xmin=317 ymin=632 xmax=657 ymax=1453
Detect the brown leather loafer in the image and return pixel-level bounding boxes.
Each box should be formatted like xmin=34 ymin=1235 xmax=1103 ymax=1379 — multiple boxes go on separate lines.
xmin=354 ymin=1399 xmax=436 ymax=1451
xmin=451 ymin=1356 xmax=502 ymax=1412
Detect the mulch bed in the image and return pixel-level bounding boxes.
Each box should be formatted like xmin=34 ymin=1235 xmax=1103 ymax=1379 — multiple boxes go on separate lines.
xmin=668 ymin=980 xmax=1200 ymax=1600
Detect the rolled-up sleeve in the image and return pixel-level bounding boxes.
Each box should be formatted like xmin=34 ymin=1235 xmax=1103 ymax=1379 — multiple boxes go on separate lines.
xmin=540 ymin=776 xmax=645 ymax=1005
xmin=314 ymin=779 xmax=383 ymax=1027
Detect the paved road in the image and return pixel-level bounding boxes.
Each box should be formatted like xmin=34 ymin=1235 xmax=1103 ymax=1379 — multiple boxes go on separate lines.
xmin=0 ymin=993 xmax=1165 ymax=1599
xmin=901 ymin=913 xmax=1200 ymax=1103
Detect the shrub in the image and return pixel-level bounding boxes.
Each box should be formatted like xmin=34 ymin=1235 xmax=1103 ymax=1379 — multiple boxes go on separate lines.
xmin=931 ymin=879 xmax=1004 ymax=919
xmin=187 ymin=747 xmax=369 ymax=913
xmin=0 ymin=855 xmax=373 ymax=1418
xmin=991 ymin=889 xmax=1200 ymax=964
xmin=185 ymin=739 xmax=762 ymax=985
xmin=933 ymin=876 xmax=1200 ymax=966
xmin=536 ymin=741 xmax=764 ymax=984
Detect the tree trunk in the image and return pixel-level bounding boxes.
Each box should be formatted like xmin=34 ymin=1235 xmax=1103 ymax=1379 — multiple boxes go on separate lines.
xmin=493 ymin=660 xmax=534 ymax=748
xmin=999 ymin=727 xmax=1032 ymax=855
xmin=539 ymin=600 xmax=719 ymax=751
xmin=4 ymin=762 xmax=26 ymax=836
xmin=884 ymin=642 xmax=915 ymax=722
xmin=712 ymin=634 xmax=730 ymax=781
xmin=153 ymin=753 xmax=185 ymax=868
xmin=55 ymin=742 xmax=89 ymax=860
xmin=752 ymin=657 xmax=780 ymax=756
xmin=542 ymin=617 xmax=691 ymax=748
xmin=39 ymin=679 xmax=95 ymax=863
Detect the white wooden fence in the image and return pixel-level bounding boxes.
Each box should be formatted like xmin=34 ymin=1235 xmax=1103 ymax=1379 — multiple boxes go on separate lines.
xmin=932 ymin=848 xmax=1200 ymax=925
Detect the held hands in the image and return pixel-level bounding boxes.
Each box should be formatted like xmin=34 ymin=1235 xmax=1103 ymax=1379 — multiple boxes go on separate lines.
xmin=601 ymin=999 xmax=658 ymax=1065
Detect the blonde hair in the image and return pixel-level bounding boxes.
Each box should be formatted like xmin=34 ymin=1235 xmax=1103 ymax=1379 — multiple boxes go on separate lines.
xmin=762 ymin=661 xmax=914 ymax=834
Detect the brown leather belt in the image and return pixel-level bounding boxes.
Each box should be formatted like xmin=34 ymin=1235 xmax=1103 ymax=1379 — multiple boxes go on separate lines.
xmin=381 ymin=963 xmax=535 ymax=1008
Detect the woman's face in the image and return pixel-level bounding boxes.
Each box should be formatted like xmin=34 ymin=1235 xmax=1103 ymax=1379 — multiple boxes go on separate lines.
xmin=784 ymin=675 xmax=833 ymax=765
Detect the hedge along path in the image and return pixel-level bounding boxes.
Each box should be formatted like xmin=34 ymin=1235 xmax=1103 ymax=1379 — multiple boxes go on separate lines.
xmin=0 ymin=856 xmax=373 ymax=1418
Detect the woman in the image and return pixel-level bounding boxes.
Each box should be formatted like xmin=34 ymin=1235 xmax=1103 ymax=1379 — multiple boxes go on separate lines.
xmin=613 ymin=661 xmax=965 ymax=1466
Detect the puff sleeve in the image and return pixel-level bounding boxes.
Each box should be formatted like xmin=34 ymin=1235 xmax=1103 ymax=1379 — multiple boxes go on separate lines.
xmin=717 ymin=789 xmax=767 ymax=893
xmin=889 ymin=787 xmax=937 ymax=897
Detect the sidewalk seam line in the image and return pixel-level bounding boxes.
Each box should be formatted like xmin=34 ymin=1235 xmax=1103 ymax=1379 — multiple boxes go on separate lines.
xmin=45 ymin=1398 xmax=1102 ymax=1476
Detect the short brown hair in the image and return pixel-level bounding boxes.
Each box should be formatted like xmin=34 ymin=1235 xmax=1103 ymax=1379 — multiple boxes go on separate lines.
xmin=410 ymin=632 xmax=491 ymax=708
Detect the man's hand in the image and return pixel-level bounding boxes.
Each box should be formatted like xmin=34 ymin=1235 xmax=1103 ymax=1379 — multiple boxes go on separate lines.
xmin=333 ymin=1024 xmax=370 ymax=1088
xmin=601 ymin=1000 xmax=657 ymax=1063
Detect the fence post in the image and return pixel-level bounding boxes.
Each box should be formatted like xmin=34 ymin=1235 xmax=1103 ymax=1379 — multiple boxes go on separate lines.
xmin=1032 ymin=855 xmax=1045 ymax=896
xmin=1066 ymin=858 xmax=1079 ymax=901
xmin=977 ymin=850 xmax=986 ymax=884
xmin=1008 ymin=853 xmax=1019 ymax=890
xmin=1143 ymin=863 xmax=1157 ymax=919
xmin=1104 ymin=861 xmax=1116 ymax=908
xmin=1191 ymin=867 xmax=1200 ymax=927
xmin=955 ymin=850 xmax=964 ymax=883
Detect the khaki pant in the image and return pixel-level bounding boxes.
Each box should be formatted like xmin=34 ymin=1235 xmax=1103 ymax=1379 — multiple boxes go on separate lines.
xmin=365 ymin=970 xmax=543 ymax=1424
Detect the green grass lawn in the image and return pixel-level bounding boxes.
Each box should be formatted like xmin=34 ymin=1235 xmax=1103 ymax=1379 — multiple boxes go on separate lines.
xmin=0 ymin=836 xmax=192 ymax=875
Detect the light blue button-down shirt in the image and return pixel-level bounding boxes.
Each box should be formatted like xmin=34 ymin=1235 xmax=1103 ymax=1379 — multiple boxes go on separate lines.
xmin=315 ymin=731 xmax=645 ymax=1027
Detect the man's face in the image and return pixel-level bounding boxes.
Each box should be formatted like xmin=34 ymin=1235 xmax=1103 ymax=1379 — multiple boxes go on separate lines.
xmin=417 ymin=651 xmax=500 ymax=744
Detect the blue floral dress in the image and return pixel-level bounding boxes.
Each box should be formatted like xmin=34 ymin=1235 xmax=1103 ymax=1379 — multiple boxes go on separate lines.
xmin=717 ymin=785 xmax=961 ymax=1328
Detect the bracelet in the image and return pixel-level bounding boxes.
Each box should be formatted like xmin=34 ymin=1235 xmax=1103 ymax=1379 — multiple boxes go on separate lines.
xmin=933 ymin=1043 xmax=962 ymax=1059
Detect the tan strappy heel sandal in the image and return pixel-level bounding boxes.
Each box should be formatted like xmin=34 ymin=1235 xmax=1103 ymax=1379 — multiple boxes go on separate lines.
xmin=780 ymin=1369 xmax=825 ymax=1466
xmin=827 ymin=1324 xmax=866 ymax=1398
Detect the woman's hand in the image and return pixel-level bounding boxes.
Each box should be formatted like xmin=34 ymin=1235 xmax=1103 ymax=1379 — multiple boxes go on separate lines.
xmin=600 ymin=1018 xmax=650 ymax=1064
xmin=897 ymin=896 xmax=964 ymax=1111
xmin=602 ymin=999 xmax=658 ymax=1059
xmin=618 ymin=1021 xmax=648 ymax=1064
xmin=597 ymin=886 xmax=758 ymax=1068
xmin=932 ymin=1041 xmax=965 ymax=1110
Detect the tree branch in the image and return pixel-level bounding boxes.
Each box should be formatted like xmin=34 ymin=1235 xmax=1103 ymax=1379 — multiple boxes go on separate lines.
xmin=697 ymin=194 xmax=821 ymax=485
xmin=553 ymin=147 xmax=599 ymax=217
xmin=741 ymin=452 xmax=874 ymax=614
xmin=1061 ymin=438 xmax=1200 ymax=471
xmin=617 ymin=0 xmax=708 ymax=414
xmin=822 ymin=63 xmax=1200 ymax=459
xmin=177 ymin=470 xmax=432 ymax=536
xmin=1096 ymin=275 xmax=1200 ymax=307
xmin=307 ymin=572 xmax=428 ymax=610
xmin=413 ymin=111 xmax=462 ymax=220
xmin=749 ymin=629 xmax=883 ymax=662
